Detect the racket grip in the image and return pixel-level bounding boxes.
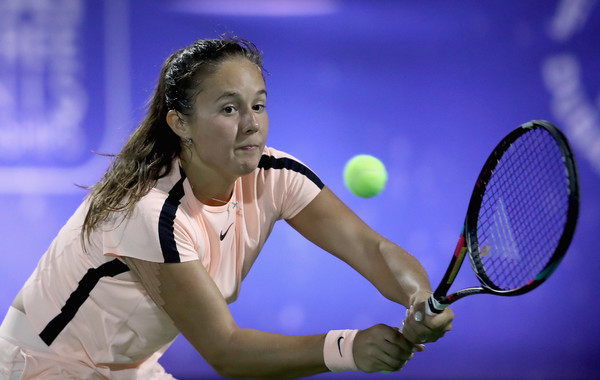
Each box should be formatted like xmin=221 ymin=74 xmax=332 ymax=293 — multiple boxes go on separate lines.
xmin=426 ymin=295 xmax=448 ymax=315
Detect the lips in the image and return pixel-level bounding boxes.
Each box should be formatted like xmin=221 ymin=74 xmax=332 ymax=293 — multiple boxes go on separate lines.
xmin=238 ymin=145 xmax=258 ymax=150
xmin=236 ymin=142 xmax=261 ymax=151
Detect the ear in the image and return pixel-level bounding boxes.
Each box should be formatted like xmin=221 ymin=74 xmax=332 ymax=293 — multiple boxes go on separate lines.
xmin=166 ymin=110 xmax=189 ymax=139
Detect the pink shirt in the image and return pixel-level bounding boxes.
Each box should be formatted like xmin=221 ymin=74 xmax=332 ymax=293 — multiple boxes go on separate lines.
xmin=21 ymin=147 xmax=323 ymax=367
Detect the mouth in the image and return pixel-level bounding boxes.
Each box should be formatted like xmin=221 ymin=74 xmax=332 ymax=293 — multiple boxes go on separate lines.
xmin=236 ymin=143 xmax=261 ymax=151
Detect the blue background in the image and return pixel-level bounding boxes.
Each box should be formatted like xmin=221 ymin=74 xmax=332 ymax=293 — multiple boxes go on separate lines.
xmin=1 ymin=0 xmax=599 ymax=379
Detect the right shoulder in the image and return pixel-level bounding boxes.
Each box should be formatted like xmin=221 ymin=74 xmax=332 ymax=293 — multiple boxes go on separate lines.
xmin=103 ymin=164 xmax=201 ymax=263
xmin=117 ymin=163 xmax=188 ymax=224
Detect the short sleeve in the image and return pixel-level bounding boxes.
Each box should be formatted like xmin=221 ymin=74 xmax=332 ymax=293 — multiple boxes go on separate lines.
xmin=258 ymin=148 xmax=325 ymax=221
xmin=102 ymin=190 xmax=202 ymax=263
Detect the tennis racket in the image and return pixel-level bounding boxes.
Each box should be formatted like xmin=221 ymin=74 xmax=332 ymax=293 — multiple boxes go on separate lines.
xmin=425 ymin=120 xmax=580 ymax=315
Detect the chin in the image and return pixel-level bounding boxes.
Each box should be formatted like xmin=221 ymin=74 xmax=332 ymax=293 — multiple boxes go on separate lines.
xmin=233 ymin=158 xmax=258 ymax=176
xmin=232 ymin=146 xmax=263 ymax=175
xmin=238 ymin=162 xmax=260 ymax=176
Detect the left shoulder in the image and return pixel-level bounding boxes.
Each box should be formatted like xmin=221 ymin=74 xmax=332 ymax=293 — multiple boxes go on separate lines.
xmin=257 ymin=146 xmax=299 ymax=166
xmin=256 ymin=147 xmax=324 ymax=189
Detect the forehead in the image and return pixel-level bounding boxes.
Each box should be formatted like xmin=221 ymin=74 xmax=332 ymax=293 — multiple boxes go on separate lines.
xmin=199 ymin=57 xmax=265 ymax=94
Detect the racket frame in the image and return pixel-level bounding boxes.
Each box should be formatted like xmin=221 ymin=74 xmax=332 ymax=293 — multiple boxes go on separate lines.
xmin=428 ymin=120 xmax=580 ymax=313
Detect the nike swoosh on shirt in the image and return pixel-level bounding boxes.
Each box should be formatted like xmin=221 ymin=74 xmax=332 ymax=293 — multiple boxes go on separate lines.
xmin=220 ymin=222 xmax=234 ymax=241
xmin=337 ymin=336 xmax=344 ymax=357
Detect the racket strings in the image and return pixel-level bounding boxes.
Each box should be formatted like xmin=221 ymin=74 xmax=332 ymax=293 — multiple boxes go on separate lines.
xmin=475 ymin=128 xmax=570 ymax=291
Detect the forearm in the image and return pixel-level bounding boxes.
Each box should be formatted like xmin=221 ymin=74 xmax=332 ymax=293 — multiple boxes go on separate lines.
xmin=365 ymin=239 xmax=433 ymax=307
xmin=148 ymin=259 xmax=329 ymax=379
xmin=285 ymin=189 xmax=432 ymax=308
xmin=214 ymin=329 xmax=327 ymax=379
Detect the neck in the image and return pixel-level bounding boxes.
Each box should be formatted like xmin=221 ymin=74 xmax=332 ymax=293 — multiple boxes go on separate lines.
xmin=193 ymin=187 xmax=234 ymax=206
xmin=180 ymin=160 xmax=236 ymax=206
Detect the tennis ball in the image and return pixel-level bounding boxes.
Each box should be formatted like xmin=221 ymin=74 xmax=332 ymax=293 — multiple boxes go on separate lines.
xmin=343 ymin=154 xmax=388 ymax=198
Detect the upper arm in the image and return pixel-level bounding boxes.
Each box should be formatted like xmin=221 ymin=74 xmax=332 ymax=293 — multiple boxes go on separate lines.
xmin=129 ymin=258 xmax=236 ymax=365
xmin=286 ymin=186 xmax=386 ymax=277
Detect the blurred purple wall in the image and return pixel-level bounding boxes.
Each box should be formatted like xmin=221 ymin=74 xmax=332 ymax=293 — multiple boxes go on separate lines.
xmin=1 ymin=0 xmax=598 ymax=378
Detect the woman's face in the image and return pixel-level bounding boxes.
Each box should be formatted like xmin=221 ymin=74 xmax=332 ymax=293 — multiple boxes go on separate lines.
xmin=184 ymin=57 xmax=268 ymax=181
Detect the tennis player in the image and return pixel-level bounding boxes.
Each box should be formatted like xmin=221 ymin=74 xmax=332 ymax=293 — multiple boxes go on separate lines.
xmin=0 ymin=37 xmax=453 ymax=379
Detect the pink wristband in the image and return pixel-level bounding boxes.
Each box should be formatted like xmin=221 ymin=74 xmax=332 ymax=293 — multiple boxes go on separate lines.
xmin=323 ymin=329 xmax=359 ymax=372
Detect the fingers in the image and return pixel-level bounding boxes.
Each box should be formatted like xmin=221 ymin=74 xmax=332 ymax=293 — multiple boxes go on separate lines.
xmin=353 ymin=324 xmax=420 ymax=373
xmin=351 ymin=300 xmax=453 ymax=374
xmin=402 ymin=303 xmax=454 ymax=344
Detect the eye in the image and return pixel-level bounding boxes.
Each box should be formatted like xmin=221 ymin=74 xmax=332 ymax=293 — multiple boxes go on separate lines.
xmin=252 ymin=104 xmax=266 ymax=112
xmin=223 ymin=105 xmax=237 ymax=114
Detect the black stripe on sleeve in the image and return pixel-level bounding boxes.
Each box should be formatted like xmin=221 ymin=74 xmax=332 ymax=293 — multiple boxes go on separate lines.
xmin=158 ymin=167 xmax=187 ymax=263
xmin=258 ymin=154 xmax=324 ymax=189
xmin=39 ymin=258 xmax=130 ymax=346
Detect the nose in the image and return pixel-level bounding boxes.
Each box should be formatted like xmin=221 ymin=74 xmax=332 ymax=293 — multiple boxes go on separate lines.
xmin=241 ymin=109 xmax=260 ymax=134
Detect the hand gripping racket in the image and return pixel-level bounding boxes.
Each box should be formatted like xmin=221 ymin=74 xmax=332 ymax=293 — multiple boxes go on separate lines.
xmin=425 ymin=120 xmax=580 ymax=315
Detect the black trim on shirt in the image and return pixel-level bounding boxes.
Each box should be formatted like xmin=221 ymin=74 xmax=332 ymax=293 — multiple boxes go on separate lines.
xmin=39 ymin=258 xmax=130 ymax=346
xmin=258 ymin=154 xmax=324 ymax=189
xmin=158 ymin=166 xmax=187 ymax=263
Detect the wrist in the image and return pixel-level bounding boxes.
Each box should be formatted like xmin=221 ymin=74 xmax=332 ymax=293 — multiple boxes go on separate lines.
xmin=408 ymin=289 xmax=433 ymax=307
xmin=323 ymin=329 xmax=359 ymax=372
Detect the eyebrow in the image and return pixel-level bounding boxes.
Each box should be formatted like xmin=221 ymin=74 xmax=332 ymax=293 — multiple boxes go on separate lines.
xmin=215 ymin=89 xmax=267 ymax=103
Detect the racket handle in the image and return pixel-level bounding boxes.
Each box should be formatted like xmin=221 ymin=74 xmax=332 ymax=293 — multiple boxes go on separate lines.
xmin=426 ymin=294 xmax=449 ymax=315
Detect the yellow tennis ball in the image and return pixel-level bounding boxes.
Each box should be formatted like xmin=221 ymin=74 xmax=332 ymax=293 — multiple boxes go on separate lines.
xmin=344 ymin=154 xmax=388 ymax=198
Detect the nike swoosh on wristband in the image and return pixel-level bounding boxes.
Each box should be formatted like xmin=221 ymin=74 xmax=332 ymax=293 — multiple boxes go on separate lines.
xmin=337 ymin=336 xmax=344 ymax=357
xmin=220 ymin=223 xmax=234 ymax=241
